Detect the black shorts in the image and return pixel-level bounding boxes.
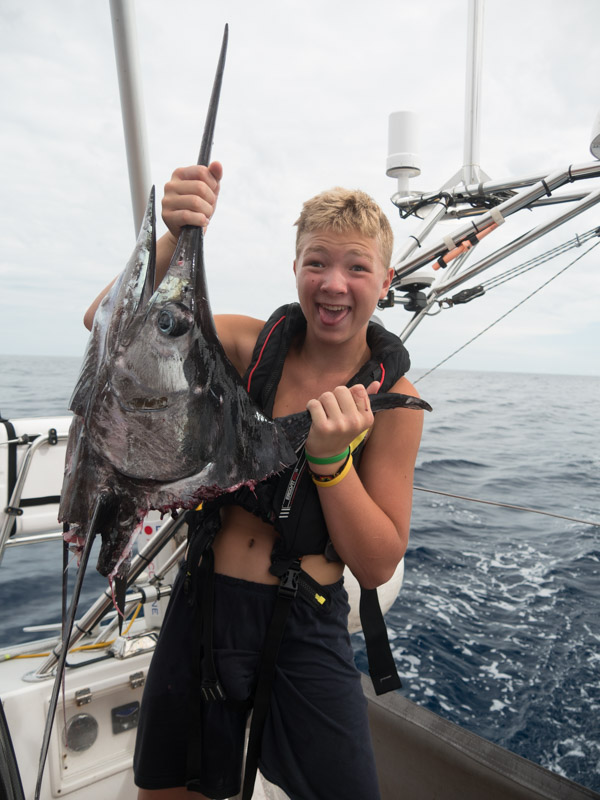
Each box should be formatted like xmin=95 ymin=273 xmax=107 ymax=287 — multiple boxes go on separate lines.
xmin=133 ymin=568 xmax=380 ymax=800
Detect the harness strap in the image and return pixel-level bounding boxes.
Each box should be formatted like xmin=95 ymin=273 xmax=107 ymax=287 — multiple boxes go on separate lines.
xmin=198 ymin=549 xmax=226 ymax=702
xmin=241 ymin=558 xmax=302 ymax=800
xmin=359 ymin=588 xmax=402 ymax=695
xmin=186 ymin=545 xmax=253 ymax=791
xmin=195 ymin=550 xmax=253 ymax=712
xmin=186 ymin=553 xmax=207 ymax=790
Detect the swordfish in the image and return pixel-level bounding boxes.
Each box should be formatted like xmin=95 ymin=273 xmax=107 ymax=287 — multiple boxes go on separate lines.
xmin=58 ymin=25 xmax=432 ymax=587
xmin=58 ymin=26 xmax=298 ymax=584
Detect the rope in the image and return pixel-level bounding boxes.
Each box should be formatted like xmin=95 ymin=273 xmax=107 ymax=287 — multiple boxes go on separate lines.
xmin=414 ymin=239 xmax=600 ymax=383
xmin=414 ymin=486 xmax=599 ymax=527
xmin=2 ymin=603 xmax=143 ymax=661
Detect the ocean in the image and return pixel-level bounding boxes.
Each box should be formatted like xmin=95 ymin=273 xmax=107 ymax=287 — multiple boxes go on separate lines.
xmin=1 ymin=355 xmax=599 ymax=792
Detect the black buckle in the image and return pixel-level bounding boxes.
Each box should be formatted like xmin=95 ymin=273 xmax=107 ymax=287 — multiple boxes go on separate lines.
xmin=278 ymin=560 xmax=301 ymax=599
xmin=200 ymin=680 xmax=226 ymax=702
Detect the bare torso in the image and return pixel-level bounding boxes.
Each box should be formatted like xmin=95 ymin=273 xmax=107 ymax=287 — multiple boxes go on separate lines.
xmin=212 ymin=506 xmax=344 ymax=585
xmin=210 ymin=337 xmax=365 ymax=586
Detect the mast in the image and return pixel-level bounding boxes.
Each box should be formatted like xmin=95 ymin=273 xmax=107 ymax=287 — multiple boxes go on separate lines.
xmin=462 ymin=0 xmax=486 ymax=186
xmin=109 ymin=0 xmax=152 ymax=235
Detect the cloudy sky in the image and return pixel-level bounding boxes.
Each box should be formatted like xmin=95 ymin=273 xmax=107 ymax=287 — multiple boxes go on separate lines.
xmin=1 ymin=0 xmax=599 ymax=377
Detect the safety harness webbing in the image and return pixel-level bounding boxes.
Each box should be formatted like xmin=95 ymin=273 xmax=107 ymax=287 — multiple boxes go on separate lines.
xmin=360 ymin=589 xmax=402 ymax=695
xmin=241 ymin=559 xmax=300 ymax=800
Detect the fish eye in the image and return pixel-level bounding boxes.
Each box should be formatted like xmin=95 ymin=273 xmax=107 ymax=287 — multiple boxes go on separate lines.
xmin=156 ymin=304 xmax=193 ymax=337
xmin=157 ymin=310 xmax=176 ymax=333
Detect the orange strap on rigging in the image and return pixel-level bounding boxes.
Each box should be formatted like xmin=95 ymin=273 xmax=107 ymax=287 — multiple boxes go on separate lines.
xmin=433 ymin=222 xmax=498 ymax=270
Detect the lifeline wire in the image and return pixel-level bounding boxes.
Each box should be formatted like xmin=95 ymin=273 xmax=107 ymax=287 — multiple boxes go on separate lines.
xmin=414 ymin=486 xmax=599 ymax=528
xmin=414 ymin=239 xmax=600 ymax=384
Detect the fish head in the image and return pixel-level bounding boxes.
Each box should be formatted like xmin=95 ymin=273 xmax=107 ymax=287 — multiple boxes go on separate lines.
xmin=68 ymin=188 xmax=157 ymax=421
xmin=89 ymin=223 xmax=218 ymax=483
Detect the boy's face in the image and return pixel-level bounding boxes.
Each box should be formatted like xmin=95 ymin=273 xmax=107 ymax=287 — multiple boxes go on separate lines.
xmin=293 ymin=228 xmax=393 ymax=343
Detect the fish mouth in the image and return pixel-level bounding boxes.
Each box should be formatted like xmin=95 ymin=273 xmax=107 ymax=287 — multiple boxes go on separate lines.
xmin=120 ymin=396 xmax=169 ymax=411
xmin=107 ymin=380 xmax=170 ymax=412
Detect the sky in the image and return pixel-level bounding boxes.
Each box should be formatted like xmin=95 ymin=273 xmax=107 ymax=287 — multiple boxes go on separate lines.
xmin=1 ymin=0 xmax=599 ymax=378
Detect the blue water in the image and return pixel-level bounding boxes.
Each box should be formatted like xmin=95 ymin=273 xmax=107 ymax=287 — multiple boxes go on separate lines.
xmin=354 ymin=368 xmax=600 ymax=792
xmin=1 ymin=356 xmax=599 ymax=791
xmin=0 ymin=355 xmax=109 ymax=644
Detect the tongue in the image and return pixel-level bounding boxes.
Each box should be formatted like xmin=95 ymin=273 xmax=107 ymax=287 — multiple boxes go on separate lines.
xmin=319 ymin=305 xmax=348 ymax=325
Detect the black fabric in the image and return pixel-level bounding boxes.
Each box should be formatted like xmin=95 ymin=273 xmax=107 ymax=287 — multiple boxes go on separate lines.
xmin=0 ymin=417 xmax=18 ymax=537
xmin=359 ymin=588 xmax=402 ymax=694
xmin=197 ymin=549 xmax=225 ymax=702
xmin=242 ymin=559 xmax=302 ymax=800
xmin=244 ymin=302 xmax=410 ymax=409
xmin=135 ymin=570 xmax=380 ymax=800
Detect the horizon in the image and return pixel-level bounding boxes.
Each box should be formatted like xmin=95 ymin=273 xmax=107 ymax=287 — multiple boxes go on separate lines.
xmin=1 ymin=351 xmax=598 ymax=381
xmin=1 ymin=0 xmax=599 ymax=377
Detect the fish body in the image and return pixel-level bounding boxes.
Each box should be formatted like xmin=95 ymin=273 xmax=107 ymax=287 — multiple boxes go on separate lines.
xmin=59 ymin=26 xmax=294 ymax=581
xmin=59 ymin=193 xmax=297 ymax=580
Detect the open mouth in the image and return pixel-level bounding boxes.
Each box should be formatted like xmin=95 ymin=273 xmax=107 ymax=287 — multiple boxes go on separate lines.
xmin=317 ymin=303 xmax=350 ymax=325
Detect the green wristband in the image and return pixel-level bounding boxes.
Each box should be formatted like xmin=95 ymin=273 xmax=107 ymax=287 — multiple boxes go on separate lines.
xmin=304 ymin=446 xmax=350 ymax=465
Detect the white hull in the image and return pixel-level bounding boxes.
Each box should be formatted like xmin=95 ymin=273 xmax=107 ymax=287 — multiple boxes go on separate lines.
xmin=2 ymin=645 xmax=152 ymax=800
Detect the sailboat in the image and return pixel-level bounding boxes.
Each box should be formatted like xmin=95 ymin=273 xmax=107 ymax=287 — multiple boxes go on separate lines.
xmin=1 ymin=1 xmax=599 ymax=798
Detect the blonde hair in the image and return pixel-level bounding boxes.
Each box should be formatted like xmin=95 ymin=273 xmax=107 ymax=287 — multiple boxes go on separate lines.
xmin=294 ymin=187 xmax=393 ymax=268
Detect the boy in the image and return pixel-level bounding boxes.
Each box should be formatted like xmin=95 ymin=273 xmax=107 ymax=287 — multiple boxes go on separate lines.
xmin=86 ymin=162 xmax=423 ymax=800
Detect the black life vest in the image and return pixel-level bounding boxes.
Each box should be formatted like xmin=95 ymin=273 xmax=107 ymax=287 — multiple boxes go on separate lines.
xmin=196 ymin=302 xmax=411 ymax=574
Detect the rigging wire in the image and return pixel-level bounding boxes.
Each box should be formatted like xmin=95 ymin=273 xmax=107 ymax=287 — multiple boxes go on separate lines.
xmin=414 ymin=238 xmax=600 ymax=384
xmin=479 ymin=226 xmax=600 ymax=292
xmin=413 ymin=486 xmax=599 ymax=528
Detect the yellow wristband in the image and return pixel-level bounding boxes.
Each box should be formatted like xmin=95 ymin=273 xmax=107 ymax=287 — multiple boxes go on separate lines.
xmin=310 ymin=453 xmax=353 ymax=488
